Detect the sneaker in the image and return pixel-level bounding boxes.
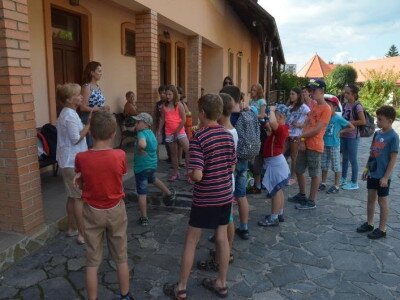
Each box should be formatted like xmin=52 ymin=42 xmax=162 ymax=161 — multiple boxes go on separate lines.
xmin=264 ymin=214 xmax=285 ymax=222
xmin=258 ymin=215 xmax=279 ymax=227
xmin=235 ymin=228 xmax=249 ymax=240
xmin=168 ymin=173 xmax=180 ymax=182
xmin=163 ymin=189 xmax=176 ymax=206
xmin=288 ymin=193 xmax=306 ymax=203
xmin=247 ymin=186 xmax=261 ymax=194
xmin=120 ymin=293 xmax=135 ymax=300
xmin=367 ymin=228 xmax=386 ymax=239
xmin=295 ymin=199 xmax=316 ymax=210
xmin=326 ymin=186 xmax=340 ymax=194
xmin=138 ymin=217 xmax=149 ymax=226
xmin=318 ymin=183 xmax=327 ymax=191
xmin=339 ymin=177 xmax=347 ymax=186
xmin=342 ymin=182 xmax=359 ymax=190
xmin=356 ymin=222 xmax=374 ymax=233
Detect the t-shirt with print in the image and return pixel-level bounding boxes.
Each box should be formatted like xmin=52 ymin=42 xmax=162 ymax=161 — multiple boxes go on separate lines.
xmin=286 ymin=104 xmax=310 ymax=137
xmin=134 ymin=128 xmax=158 ymax=174
xmin=249 ymin=99 xmax=267 ymax=117
xmin=263 ymin=124 xmax=289 ymax=158
xmin=323 ymin=115 xmax=349 ymax=147
xmin=341 ymin=102 xmax=364 ymax=139
xmin=189 ymin=125 xmax=237 ymax=207
xmin=368 ymin=128 xmax=399 ymax=180
xmin=75 ymin=149 xmax=127 ymax=209
xmin=303 ymin=102 xmax=331 ymax=153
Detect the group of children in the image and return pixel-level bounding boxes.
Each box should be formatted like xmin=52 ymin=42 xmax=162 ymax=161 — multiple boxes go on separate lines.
xmin=56 ymin=76 xmax=398 ymax=299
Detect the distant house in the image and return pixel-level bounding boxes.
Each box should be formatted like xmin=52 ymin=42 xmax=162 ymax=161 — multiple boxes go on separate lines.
xmin=298 ymin=54 xmax=400 ymax=86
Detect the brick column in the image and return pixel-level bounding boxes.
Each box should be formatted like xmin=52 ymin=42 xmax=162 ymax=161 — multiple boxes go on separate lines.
xmin=187 ymin=35 xmax=202 ymax=121
xmin=135 ymin=10 xmax=159 ymax=114
xmin=0 ymin=0 xmax=44 ymax=235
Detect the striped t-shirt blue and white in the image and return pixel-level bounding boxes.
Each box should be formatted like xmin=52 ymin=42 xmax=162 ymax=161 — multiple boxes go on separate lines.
xmin=188 ymin=125 xmax=237 ymax=207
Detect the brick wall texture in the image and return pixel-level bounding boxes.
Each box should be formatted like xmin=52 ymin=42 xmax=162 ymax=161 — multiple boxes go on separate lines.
xmin=0 ymin=0 xmax=44 ymax=235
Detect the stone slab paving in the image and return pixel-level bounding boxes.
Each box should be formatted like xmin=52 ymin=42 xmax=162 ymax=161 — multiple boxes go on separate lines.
xmin=1 ymin=135 xmax=400 ymax=299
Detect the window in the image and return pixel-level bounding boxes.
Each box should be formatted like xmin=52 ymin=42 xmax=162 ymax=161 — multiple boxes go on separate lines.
xmin=228 ymin=51 xmax=234 ymax=79
xmin=124 ymin=29 xmax=135 ymax=56
xmin=236 ymin=54 xmax=242 ymax=89
xmin=160 ymin=41 xmax=171 ymax=85
xmin=176 ymin=46 xmax=185 ymax=90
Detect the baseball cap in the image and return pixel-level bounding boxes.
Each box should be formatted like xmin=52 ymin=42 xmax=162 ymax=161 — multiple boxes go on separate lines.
xmin=307 ymin=79 xmax=326 ymax=90
xmin=324 ymin=95 xmax=339 ymax=106
xmin=133 ymin=112 xmax=153 ymax=127
xmin=275 ymin=104 xmax=290 ymax=118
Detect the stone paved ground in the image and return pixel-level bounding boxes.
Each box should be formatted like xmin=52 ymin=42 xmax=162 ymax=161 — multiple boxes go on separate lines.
xmin=1 ymin=136 xmax=400 ymax=300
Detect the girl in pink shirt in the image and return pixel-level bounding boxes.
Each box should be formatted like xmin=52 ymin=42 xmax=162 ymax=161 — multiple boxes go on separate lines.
xmin=159 ymin=85 xmax=189 ymax=181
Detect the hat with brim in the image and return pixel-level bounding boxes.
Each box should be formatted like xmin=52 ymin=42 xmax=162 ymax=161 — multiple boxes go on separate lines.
xmin=133 ymin=112 xmax=153 ymax=127
xmin=325 ymin=95 xmax=339 ymax=107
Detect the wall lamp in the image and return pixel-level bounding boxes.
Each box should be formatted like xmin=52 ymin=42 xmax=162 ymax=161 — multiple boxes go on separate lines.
xmin=237 ymin=51 xmax=243 ymax=57
xmin=163 ymin=30 xmax=170 ymax=39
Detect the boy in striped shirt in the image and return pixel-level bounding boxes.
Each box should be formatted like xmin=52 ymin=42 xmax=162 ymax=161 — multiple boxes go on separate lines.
xmin=164 ymin=94 xmax=237 ymax=299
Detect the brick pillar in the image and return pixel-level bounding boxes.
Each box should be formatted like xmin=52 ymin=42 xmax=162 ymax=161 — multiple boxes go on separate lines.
xmin=135 ymin=10 xmax=159 ymax=114
xmin=0 ymin=0 xmax=44 ymax=235
xmin=187 ymin=35 xmax=202 ymax=121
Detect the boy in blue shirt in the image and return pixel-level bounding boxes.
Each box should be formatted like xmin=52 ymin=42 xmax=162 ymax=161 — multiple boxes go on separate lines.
xmin=357 ymin=105 xmax=399 ymax=239
xmin=132 ymin=113 xmax=176 ymax=226
xmin=319 ymin=96 xmax=354 ymax=194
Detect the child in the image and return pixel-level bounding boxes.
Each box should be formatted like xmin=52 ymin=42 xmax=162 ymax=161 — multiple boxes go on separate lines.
xmin=258 ymin=104 xmax=290 ymax=226
xmin=132 ymin=112 xmax=177 ymax=226
xmin=288 ymin=79 xmax=331 ymax=210
xmin=74 ymin=111 xmax=133 ymax=300
xmin=357 ymin=105 xmax=399 ymax=239
xmin=158 ymin=85 xmax=190 ymax=181
xmin=163 ymin=94 xmax=237 ymax=299
xmin=319 ymin=96 xmax=354 ymax=194
xmin=123 ymin=91 xmax=137 ymax=117
xmin=154 ymin=85 xmax=171 ymax=161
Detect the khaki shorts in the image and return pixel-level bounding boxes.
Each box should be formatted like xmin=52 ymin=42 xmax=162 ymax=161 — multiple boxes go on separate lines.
xmin=60 ymin=168 xmax=81 ymax=199
xmin=83 ymin=200 xmax=128 ymax=267
xmin=296 ymin=149 xmax=322 ymax=178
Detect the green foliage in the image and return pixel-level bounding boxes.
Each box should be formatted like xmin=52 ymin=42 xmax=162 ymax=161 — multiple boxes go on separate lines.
xmin=278 ymin=72 xmax=309 ymax=100
xmin=325 ymin=65 xmax=357 ymax=95
xmin=386 ymin=44 xmax=399 ymax=57
xmin=359 ymin=69 xmax=400 ymax=114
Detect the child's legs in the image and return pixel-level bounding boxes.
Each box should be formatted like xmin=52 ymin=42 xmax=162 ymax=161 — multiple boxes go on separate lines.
xmin=177 ymin=136 xmax=189 ymax=170
xmin=378 ymin=196 xmax=389 ymax=231
xmin=295 ymin=150 xmax=307 ymax=194
xmin=138 ymin=195 xmax=147 ymax=218
xmin=334 ymin=172 xmax=341 ymax=187
xmin=135 ymin=170 xmax=151 ymax=217
xmin=341 ymin=138 xmax=349 ymax=179
xmin=178 ymin=144 xmax=183 ymax=164
xmin=86 ymin=266 xmax=99 ymax=300
xmin=271 ymin=190 xmax=284 ymax=214
xmin=178 ymin=226 xmax=202 ymax=291
xmin=290 ymin=140 xmax=299 ymax=179
xmin=214 ymin=224 xmax=229 ymax=288
xmin=66 ymin=197 xmax=76 ymax=232
xmin=367 ymin=189 xmax=378 ymax=225
xmin=331 ymin=147 xmax=341 ymax=187
xmin=320 ymin=146 xmax=329 ymax=183
xmin=227 ymin=222 xmax=235 ymax=251
xmin=347 ymin=138 xmax=359 ymax=182
xmin=153 ymin=178 xmax=171 ymax=195
xmin=234 ymin=159 xmax=249 ymax=224
xmin=307 ymin=150 xmax=321 ymax=201
xmin=116 ymin=262 xmax=130 ymax=296
xmin=74 ymin=198 xmax=85 ymax=240
xmin=168 ymin=141 xmax=179 ymax=174
xmin=253 ymin=155 xmax=263 ymax=186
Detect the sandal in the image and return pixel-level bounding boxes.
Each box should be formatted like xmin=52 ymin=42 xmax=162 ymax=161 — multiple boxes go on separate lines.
xmin=163 ymin=282 xmax=187 ymax=300
xmin=197 ymin=259 xmax=219 ymax=272
xmin=168 ymin=173 xmax=180 ymax=181
xmin=201 ymin=278 xmax=228 ymax=298
xmin=209 ymin=249 xmax=234 ymax=264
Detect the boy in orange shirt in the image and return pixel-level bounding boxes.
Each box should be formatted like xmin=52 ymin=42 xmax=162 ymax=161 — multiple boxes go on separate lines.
xmin=288 ymin=79 xmax=331 ymax=209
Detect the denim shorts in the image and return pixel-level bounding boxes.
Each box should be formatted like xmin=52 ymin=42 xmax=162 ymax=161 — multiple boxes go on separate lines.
xmin=234 ymin=158 xmax=248 ymax=198
xmin=165 ymin=133 xmax=187 ymax=143
xmin=135 ymin=169 xmax=156 ymax=195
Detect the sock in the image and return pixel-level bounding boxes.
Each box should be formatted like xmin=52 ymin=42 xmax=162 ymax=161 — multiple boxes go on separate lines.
xmin=256 ymin=182 xmax=261 ymax=189
xmin=239 ymin=223 xmax=248 ymax=231
xmin=278 ymin=209 xmax=284 ymax=215
xmin=270 ymin=214 xmax=278 ymax=221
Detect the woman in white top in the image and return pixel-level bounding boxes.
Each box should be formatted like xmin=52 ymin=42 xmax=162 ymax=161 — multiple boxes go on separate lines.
xmin=285 ymin=87 xmax=310 ymax=184
xmin=56 ymin=83 xmax=91 ymax=245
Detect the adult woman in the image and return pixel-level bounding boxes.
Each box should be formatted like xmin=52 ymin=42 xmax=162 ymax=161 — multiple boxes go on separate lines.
xmin=285 ymin=87 xmax=310 ymax=184
xmin=222 ymin=76 xmax=234 ymax=87
xmin=340 ymin=84 xmax=366 ymax=190
xmin=56 ymin=83 xmax=91 ymax=245
xmin=81 ymin=61 xmax=107 ymax=147
xmin=248 ymin=83 xmax=267 ymax=194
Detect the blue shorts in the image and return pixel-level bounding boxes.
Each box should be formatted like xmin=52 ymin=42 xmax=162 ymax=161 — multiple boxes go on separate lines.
xmin=234 ymin=158 xmax=248 ymax=198
xmin=135 ymin=169 xmax=156 ymax=195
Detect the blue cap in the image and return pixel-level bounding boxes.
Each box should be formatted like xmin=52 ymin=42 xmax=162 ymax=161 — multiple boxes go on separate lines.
xmin=275 ymin=104 xmax=290 ymax=118
xmin=307 ymin=78 xmax=326 ymax=90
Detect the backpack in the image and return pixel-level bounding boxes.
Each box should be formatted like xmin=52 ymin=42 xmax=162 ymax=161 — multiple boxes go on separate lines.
xmin=235 ymin=110 xmax=261 ymax=159
xmin=40 ymin=123 xmax=57 ymax=160
xmin=352 ymin=102 xmax=375 ymax=138
xmin=37 ymin=131 xmax=50 ymax=160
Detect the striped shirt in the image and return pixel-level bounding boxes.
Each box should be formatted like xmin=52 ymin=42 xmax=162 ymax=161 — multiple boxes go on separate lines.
xmin=189 ymin=125 xmax=237 ymax=207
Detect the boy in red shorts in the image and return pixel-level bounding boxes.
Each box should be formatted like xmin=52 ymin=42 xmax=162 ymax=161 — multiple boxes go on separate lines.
xmin=74 ymin=111 xmax=133 ymax=300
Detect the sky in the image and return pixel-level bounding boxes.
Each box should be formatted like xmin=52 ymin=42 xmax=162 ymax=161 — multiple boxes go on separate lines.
xmin=259 ymin=0 xmax=400 ymax=71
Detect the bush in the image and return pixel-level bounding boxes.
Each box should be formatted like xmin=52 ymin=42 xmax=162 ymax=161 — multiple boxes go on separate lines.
xmin=278 ymin=72 xmax=309 ymax=101
xmin=359 ymin=69 xmax=400 ymax=114
xmin=325 ymin=65 xmax=357 ymax=95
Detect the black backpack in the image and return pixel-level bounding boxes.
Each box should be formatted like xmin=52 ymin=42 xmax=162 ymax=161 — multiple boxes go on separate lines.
xmin=351 ymin=102 xmax=375 ymax=138
xmin=40 ymin=123 xmax=57 ymax=160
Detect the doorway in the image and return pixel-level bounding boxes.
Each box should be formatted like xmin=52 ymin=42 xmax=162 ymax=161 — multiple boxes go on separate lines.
xmin=159 ymin=41 xmax=171 ymax=86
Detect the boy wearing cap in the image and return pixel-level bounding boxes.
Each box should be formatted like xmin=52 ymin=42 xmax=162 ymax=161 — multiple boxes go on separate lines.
xmin=288 ymin=79 xmax=332 ymax=210
xmin=132 ymin=112 xmax=176 ymax=226
xmin=258 ymin=104 xmax=290 ymax=226
xmin=319 ymin=96 xmax=355 ymax=194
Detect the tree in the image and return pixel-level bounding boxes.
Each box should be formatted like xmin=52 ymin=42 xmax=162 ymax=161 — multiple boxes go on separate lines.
xmin=325 ymin=65 xmax=357 ymax=95
xmin=386 ymin=45 xmax=399 ymax=57
xmin=277 ymin=72 xmax=309 ymax=102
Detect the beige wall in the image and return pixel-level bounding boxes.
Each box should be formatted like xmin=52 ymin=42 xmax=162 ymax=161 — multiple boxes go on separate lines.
xmin=202 ymin=45 xmax=223 ymax=94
